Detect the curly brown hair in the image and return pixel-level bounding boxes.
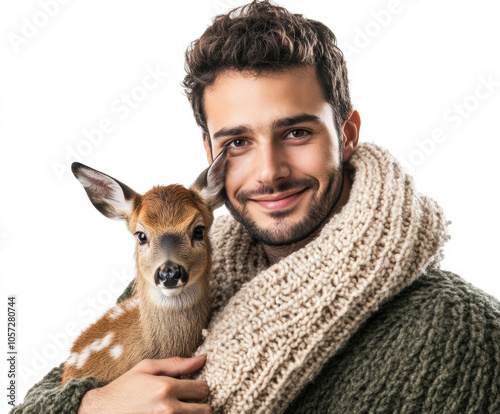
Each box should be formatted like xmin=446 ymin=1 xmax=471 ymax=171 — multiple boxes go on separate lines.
xmin=182 ymin=0 xmax=352 ymax=149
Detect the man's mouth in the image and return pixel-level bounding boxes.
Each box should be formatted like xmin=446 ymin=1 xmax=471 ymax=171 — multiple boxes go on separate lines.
xmin=248 ymin=188 xmax=308 ymax=211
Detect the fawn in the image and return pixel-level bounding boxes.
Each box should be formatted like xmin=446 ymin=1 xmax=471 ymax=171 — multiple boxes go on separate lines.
xmin=61 ymin=149 xmax=226 ymax=385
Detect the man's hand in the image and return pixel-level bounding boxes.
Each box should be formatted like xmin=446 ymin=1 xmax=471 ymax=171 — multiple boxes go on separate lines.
xmin=77 ymin=354 xmax=211 ymax=414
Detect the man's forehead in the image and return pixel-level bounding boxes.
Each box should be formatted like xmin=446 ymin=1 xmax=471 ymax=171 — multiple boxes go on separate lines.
xmin=203 ymin=66 xmax=332 ymax=136
xmin=205 ymin=66 xmax=318 ymax=93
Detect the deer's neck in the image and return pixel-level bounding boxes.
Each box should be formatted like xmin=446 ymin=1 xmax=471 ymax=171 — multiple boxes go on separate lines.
xmin=135 ymin=273 xmax=211 ymax=358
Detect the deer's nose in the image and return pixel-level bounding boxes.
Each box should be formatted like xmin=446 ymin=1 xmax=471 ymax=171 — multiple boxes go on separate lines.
xmin=155 ymin=261 xmax=188 ymax=288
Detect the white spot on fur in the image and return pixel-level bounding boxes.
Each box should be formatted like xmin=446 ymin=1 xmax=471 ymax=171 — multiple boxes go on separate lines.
xmin=110 ymin=344 xmax=123 ymax=359
xmin=108 ymin=297 xmax=139 ymax=319
xmin=73 ymin=332 xmax=115 ymax=369
xmin=108 ymin=305 xmax=124 ymax=319
xmin=124 ymin=297 xmax=139 ymax=310
xmin=149 ymin=283 xmax=202 ymax=309
xmin=77 ymin=348 xmax=92 ymax=369
xmin=65 ymin=352 xmax=78 ymax=366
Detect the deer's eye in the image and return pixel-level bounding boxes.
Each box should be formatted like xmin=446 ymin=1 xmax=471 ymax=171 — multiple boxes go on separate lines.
xmin=134 ymin=232 xmax=148 ymax=245
xmin=193 ymin=226 xmax=205 ymax=241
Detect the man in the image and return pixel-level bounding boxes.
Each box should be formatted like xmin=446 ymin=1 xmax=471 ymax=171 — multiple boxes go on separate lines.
xmin=11 ymin=1 xmax=500 ymax=413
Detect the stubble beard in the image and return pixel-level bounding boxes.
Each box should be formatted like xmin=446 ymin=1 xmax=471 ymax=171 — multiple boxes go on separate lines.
xmin=225 ymin=163 xmax=344 ymax=247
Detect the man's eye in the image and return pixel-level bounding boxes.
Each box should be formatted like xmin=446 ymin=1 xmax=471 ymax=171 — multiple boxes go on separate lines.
xmin=134 ymin=232 xmax=148 ymax=245
xmin=226 ymin=138 xmax=248 ymax=149
xmin=286 ymin=129 xmax=309 ymax=139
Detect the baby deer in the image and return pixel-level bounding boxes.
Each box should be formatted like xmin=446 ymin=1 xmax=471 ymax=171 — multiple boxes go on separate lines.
xmin=61 ymin=149 xmax=226 ymax=385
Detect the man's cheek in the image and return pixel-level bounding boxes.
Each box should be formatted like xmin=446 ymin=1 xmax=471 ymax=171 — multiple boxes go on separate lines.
xmin=225 ymin=159 xmax=247 ymax=199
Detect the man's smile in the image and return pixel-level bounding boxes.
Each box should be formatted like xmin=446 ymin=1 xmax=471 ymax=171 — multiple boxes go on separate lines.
xmin=248 ymin=187 xmax=309 ymax=211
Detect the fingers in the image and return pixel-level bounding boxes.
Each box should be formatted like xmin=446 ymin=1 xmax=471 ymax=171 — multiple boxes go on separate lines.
xmin=174 ymin=402 xmax=212 ymax=414
xmin=135 ymin=355 xmax=207 ymax=377
xmin=173 ymin=379 xmax=210 ymax=401
xmin=129 ymin=356 xmax=211 ymax=411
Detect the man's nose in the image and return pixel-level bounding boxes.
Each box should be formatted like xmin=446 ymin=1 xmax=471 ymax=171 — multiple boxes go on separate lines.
xmin=254 ymin=141 xmax=290 ymax=185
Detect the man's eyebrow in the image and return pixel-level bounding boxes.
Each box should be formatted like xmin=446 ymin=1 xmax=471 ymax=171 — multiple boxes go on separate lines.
xmin=211 ymin=113 xmax=322 ymax=141
xmin=212 ymin=125 xmax=252 ymax=141
xmin=272 ymin=113 xmax=322 ymax=129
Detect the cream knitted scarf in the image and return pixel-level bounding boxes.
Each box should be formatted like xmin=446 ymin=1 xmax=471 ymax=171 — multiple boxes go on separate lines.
xmin=188 ymin=142 xmax=451 ymax=413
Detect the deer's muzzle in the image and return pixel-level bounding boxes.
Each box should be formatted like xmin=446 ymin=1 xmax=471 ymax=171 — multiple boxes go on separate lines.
xmin=155 ymin=260 xmax=188 ymax=288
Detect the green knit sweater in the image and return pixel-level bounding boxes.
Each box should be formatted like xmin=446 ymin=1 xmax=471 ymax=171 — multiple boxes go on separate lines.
xmin=10 ymin=269 xmax=500 ymax=413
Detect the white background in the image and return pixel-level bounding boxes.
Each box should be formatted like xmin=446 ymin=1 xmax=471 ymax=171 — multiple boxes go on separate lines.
xmin=1 ymin=0 xmax=500 ymax=407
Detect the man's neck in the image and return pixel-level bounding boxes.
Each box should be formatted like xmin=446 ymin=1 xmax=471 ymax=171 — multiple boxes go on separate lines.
xmin=262 ymin=168 xmax=352 ymax=266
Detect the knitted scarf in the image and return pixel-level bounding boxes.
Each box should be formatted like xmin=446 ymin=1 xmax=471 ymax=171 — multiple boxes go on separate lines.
xmin=187 ymin=142 xmax=451 ymax=413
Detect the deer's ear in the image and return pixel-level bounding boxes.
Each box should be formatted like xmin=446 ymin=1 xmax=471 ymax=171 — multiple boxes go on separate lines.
xmin=71 ymin=162 xmax=139 ymax=220
xmin=190 ymin=147 xmax=227 ymax=211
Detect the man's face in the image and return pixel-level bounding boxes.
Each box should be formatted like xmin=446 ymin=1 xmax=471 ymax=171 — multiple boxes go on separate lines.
xmin=203 ymin=66 xmax=344 ymax=246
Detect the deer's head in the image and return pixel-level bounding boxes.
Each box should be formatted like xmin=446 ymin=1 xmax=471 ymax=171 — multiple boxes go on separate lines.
xmin=71 ymin=149 xmax=226 ymax=304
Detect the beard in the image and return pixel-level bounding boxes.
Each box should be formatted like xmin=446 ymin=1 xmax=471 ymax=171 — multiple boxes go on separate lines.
xmin=225 ymin=163 xmax=344 ymax=247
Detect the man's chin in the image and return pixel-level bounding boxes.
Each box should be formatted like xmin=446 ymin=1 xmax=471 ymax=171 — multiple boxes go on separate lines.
xmin=255 ymin=223 xmax=325 ymax=246
xmin=253 ymin=221 xmax=324 ymax=246
xmin=226 ymin=204 xmax=321 ymax=246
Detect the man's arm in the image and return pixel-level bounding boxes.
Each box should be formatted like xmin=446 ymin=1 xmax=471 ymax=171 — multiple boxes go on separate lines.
xmin=9 ymin=279 xmax=136 ymax=414
xmin=9 ymin=365 xmax=100 ymax=414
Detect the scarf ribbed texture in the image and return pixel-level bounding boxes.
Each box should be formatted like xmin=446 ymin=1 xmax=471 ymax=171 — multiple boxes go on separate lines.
xmin=189 ymin=142 xmax=451 ymax=413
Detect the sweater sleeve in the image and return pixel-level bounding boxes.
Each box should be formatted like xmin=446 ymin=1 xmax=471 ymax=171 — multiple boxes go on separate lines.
xmin=9 ymin=279 xmax=136 ymax=414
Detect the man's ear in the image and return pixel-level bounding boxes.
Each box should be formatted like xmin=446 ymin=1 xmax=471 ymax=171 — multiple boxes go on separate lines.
xmin=71 ymin=162 xmax=140 ymax=220
xmin=190 ymin=147 xmax=227 ymax=211
xmin=342 ymin=109 xmax=361 ymax=162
